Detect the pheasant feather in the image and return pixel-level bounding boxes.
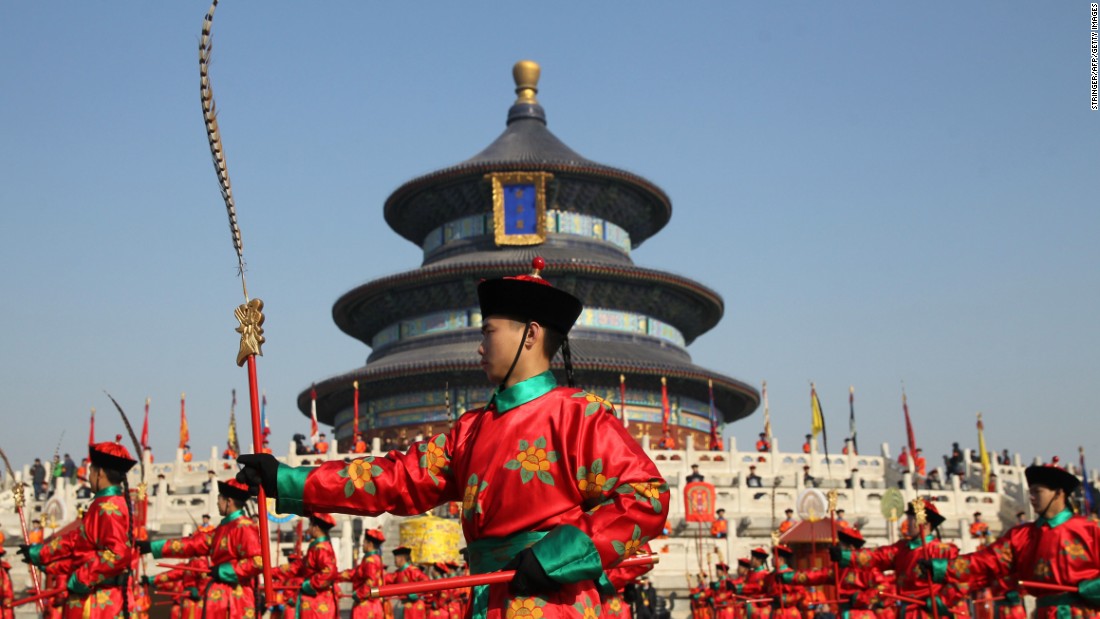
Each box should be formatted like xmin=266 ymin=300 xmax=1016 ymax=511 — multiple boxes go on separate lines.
xmin=104 ymin=391 xmax=146 ymax=479
xmin=0 ymin=446 xmax=17 ymax=488
xmin=200 ymin=0 xmax=246 ymax=282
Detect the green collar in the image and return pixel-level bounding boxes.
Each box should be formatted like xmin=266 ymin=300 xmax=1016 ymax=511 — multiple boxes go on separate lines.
xmin=396 ymin=563 xmax=408 ymax=572
xmin=490 ymin=371 xmax=557 ymax=413
xmin=1036 ymin=509 xmax=1073 ymax=528
xmin=93 ymin=485 xmax=124 ymax=499
xmin=364 ymin=549 xmax=379 ymax=557
xmin=908 ymin=534 xmax=934 ymax=550
xmin=220 ymin=509 xmax=245 ymax=526
xmin=752 ymin=565 xmax=767 ymax=573
xmin=310 ymin=535 xmax=329 ymax=547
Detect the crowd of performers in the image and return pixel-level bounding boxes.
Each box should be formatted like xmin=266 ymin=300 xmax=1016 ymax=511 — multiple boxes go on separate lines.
xmin=3 ymin=264 xmax=1100 ymax=619
xmin=687 ymin=462 xmax=1100 ymax=619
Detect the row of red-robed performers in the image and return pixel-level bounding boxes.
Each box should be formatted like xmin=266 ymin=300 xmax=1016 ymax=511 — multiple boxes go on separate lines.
xmin=685 ymin=533 xmax=1026 ymax=619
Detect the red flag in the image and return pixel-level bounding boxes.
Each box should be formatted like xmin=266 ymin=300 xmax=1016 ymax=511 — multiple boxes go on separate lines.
xmin=708 ymin=379 xmax=722 ymax=450
xmin=141 ymin=398 xmax=150 ymax=449
xmin=660 ymin=377 xmax=670 ymax=435
xmin=179 ymin=393 xmax=190 ymax=449
xmin=89 ymin=407 xmax=96 ymax=446
xmin=902 ymin=390 xmax=917 ymax=456
xmin=353 ymin=381 xmax=360 ymax=442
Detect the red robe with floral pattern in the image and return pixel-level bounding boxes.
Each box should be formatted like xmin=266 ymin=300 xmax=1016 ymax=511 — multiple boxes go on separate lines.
xmin=784 ymin=564 xmax=878 ymax=619
xmin=0 ymin=559 xmax=12 ymax=619
xmin=941 ymin=510 xmax=1100 ymax=619
xmin=846 ymin=535 xmax=970 ymax=619
xmin=734 ymin=568 xmax=772 ymax=619
xmin=274 ymin=372 xmax=670 ymax=619
xmin=341 ymin=550 xmax=385 ymax=619
xmin=277 ymin=536 xmax=338 ymax=618
xmin=31 ymin=485 xmax=133 ymax=619
xmin=152 ymin=509 xmax=262 ymax=618
xmin=153 ymin=558 xmax=208 ymax=619
xmin=386 ymin=564 xmax=429 ymax=619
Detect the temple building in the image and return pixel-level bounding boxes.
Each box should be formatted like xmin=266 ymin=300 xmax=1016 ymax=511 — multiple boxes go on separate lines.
xmin=297 ymin=60 xmax=759 ymax=450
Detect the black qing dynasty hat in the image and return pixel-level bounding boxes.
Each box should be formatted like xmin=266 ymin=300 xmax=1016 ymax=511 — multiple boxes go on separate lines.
xmin=1025 ymin=457 xmax=1081 ymax=494
xmin=218 ymin=478 xmax=253 ymax=502
xmin=477 ymin=257 xmax=583 ymax=335
xmin=89 ymin=440 xmax=138 ymax=473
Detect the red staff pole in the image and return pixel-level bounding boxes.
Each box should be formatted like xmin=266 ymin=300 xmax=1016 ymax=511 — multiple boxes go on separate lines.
xmin=156 ymin=562 xmax=212 ymax=574
xmin=881 ymin=591 xmax=925 ymax=606
xmin=1018 ymin=581 xmax=1078 ymax=594
xmin=828 ymin=490 xmax=842 ymax=610
xmin=370 ymin=554 xmax=658 ymax=599
xmin=0 ymin=448 xmax=45 ymax=613
xmin=10 ymin=587 xmax=66 ymax=608
xmin=246 ymin=354 xmax=276 ymax=602
xmin=911 ymin=500 xmax=940 ymax=619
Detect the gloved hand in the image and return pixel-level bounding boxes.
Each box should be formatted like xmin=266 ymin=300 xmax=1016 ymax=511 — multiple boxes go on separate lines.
xmin=140 ymin=575 xmax=154 ymax=587
xmin=236 ymin=453 xmax=280 ymax=498
xmin=136 ymin=540 xmax=153 ymax=555
xmin=186 ymin=586 xmax=202 ymax=601
xmin=828 ymin=545 xmax=844 ymax=564
xmin=212 ymin=562 xmax=239 ymax=585
xmin=915 ymin=558 xmax=934 ymax=577
xmin=506 ymin=548 xmax=560 ymax=597
xmin=16 ymin=544 xmax=33 ymax=565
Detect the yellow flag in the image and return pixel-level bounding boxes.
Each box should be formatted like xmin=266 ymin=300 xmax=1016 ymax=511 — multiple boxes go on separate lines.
xmin=810 ymin=383 xmax=825 ymax=439
xmin=977 ymin=413 xmax=990 ymax=491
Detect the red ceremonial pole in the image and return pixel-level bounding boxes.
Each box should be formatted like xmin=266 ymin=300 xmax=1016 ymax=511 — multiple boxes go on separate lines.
xmin=1018 ymin=581 xmax=1078 ymax=594
xmin=0 ymin=447 xmax=45 ymax=612
xmin=246 ymin=355 xmax=275 ymax=601
xmin=353 ymin=380 xmax=360 ymax=444
xmin=370 ymin=554 xmax=658 ymax=599
xmin=911 ymin=500 xmax=940 ymax=619
xmin=11 ymin=587 xmax=66 ymax=608
xmin=157 ymin=562 xmax=212 ymax=574
xmin=881 ymin=591 xmax=925 ymax=606
xmin=828 ymin=490 xmax=842 ymax=610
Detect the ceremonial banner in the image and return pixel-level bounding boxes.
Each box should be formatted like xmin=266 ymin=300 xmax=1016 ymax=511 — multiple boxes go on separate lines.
xmin=178 ymin=393 xmax=189 ymax=449
xmin=400 ymin=515 xmax=461 ymax=563
xmin=762 ymin=380 xmax=772 ymax=441
xmin=976 ymin=413 xmax=991 ymax=491
xmin=848 ymin=386 xmax=858 ymax=454
xmin=309 ymin=387 xmax=320 ymax=446
xmin=141 ymin=398 xmax=150 ymax=451
xmin=683 ymin=481 xmax=717 ymax=523
xmin=88 ymin=407 xmax=96 ymax=446
xmin=902 ymin=390 xmax=917 ymax=456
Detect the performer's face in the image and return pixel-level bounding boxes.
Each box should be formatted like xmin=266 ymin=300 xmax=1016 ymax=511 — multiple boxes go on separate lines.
xmin=395 ymin=554 xmax=408 ymax=567
xmin=88 ymin=465 xmax=105 ymax=492
xmin=478 ymin=317 xmax=527 ymax=384
xmin=217 ymin=494 xmax=233 ymax=516
xmin=1028 ymin=484 xmax=1063 ymax=517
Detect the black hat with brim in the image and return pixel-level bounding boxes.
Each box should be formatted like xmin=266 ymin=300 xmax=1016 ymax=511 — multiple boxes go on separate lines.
xmin=477 ymin=278 xmax=582 ymax=335
xmin=393 ymin=546 xmax=413 ymax=557
xmin=1025 ymin=465 xmax=1080 ymax=494
xmin=218 ymin=480 xmax=252 ymax=503
xmin=89 ymin=443 xmax=138 ymax=473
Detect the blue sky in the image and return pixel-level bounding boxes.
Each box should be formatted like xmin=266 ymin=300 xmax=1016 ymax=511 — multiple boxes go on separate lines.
xmin=1 ymin=3 xmax=1096 ymax=471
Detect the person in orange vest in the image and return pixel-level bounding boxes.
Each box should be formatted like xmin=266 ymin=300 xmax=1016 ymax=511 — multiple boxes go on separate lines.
xmin=198 ymin=513 xmax=216 ymax=534
xmin=913 ymin=448 xmax=927 ymax=477
xmin=755 ymin=433 xmax=771 ymax=453
xmin=968 ymin=512 xmax=990 ymax=546
xmin=314 ymin=434 xmax=330 ymax=455
xmin=182 ymin=445 xmax=193 ymax=463
xmin=802 ymin=435 xmax=813 ymax=454
xmin=353 ymin=434 xmax=368 ymax=454
xmin=711 ymin=508 xmax=729 ymax=538
xmin=778 ymin=509 xmax=797 ymax=534
xmin=27 ymin=519 xmax=44 ymax=544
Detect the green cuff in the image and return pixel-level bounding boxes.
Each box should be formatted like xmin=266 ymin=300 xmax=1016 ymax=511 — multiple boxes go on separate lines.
xmin=529 ymin=524 xmax=605 ymax=587
xmin=186 ymin=586 xmax=202 ymax=601
xmin=408 ymin=593 xmax=419 ymax=601
xmin=301 ymin=579 xmax=317 ymax=596
xmin=838 ymin=549 xmax=852 ymax=568
xmin=930 ymin=558 xmax=948 ymax=584
xmin=1004 ymin=590 xmax=1021 ymax=605
xmin=66 ymin=573 xmax=90 ymax=595
xmin=780 ymin=571 xmax=794 ymax=585
xmin=27 ymin=544 xmax=43 ymax=566
xmin=1079 ymin=578 xmax=1100 ymax=604
xmin=214 ymin=562 xmax=238 ymax=584
xmin=150 ymin=539 xmax=167 ymax=560
xmin=925 ymin=595 xmax=950 ymax=617
xmin=275 ymin=464 xmax=312 ymax=515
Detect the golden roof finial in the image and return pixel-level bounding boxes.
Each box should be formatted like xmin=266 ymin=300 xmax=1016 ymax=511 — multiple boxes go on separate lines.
xmin=513 ymin=60 xmax=540 ymax=104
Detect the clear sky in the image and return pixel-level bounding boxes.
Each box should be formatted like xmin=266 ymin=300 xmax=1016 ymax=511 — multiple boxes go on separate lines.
xmin=1 ymin=3 xmax=1096 ymax=472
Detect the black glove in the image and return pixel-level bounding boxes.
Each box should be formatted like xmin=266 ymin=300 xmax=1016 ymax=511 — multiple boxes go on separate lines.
xmin=828 ymin=545 xmax=844 ymax=564
xmin=916 ymin=558 xmax=934 ymax=577
xmin=236 ymin=453 xmax=280 ymax=498
xmin=506 ymin=548 xmax=560 ymax=597
xmin=140 ymin=575 xmax=153 ymax=587
xmin=136 ymin=540 xmax=153 ymax=555
xmin=16 ymin=544 xmax=32 ymax=564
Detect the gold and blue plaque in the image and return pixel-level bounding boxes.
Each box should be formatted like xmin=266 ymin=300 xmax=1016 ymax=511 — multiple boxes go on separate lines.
xmin=487 ymin=171 xmax=552 ymax=246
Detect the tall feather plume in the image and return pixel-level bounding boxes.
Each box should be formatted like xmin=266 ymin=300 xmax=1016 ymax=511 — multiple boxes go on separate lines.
xmin=200 ymin=0 xmax=247 ymax=282
xmin=104 ymin=391 xmax=146 ymax=479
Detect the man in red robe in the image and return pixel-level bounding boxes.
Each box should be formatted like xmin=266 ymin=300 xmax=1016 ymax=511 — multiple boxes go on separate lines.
xmin=932 ymin=460 xmax=1100 ymax=618
xmin=835 ymin=499 xmax=970 ymax=619
xmin=387 ymin=547 xmax=429 ymax=619
xmin=238 ymin=258 xmax=670 ymax=619
xmin=21 ymin=441 xmax=137 ymax=619
xmin=781 ymin=525 xmax=879 ymax=619
xmin=733 ymin=548 xmax=772 ymax=619
xmin=140 ymin=477 xmax=262 ymax=618
xmin=0 ymin=547 xmax=13 ymax=619
xmin=147 ymin=557 xmax=208 ymax=619
xmin=278 ymin=513 xmax=339 ymax=618
xmin=340 ymin=528 xmax=387 ymax=619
